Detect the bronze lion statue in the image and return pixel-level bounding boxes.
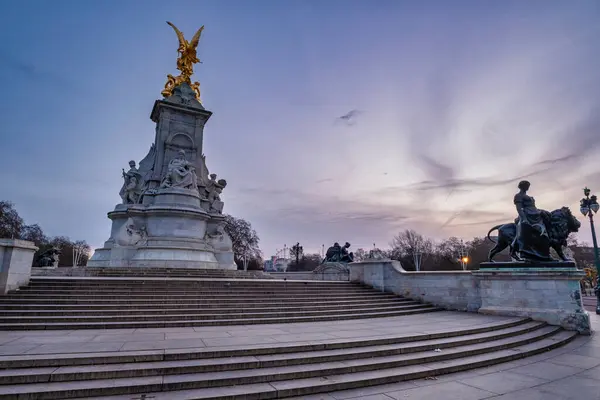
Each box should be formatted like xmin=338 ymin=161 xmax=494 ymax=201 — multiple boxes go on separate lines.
xmin=487 ymin=206 xmax=581 ymax=262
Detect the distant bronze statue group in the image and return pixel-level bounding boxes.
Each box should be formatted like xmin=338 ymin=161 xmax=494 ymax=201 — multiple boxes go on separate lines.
xmin=487 ymin=180 xmax=581 ymax=263
xmin=323 ymin=242 xmax=354 ymax=264
xmin=322 ymin=181 xmax=581 ymax=266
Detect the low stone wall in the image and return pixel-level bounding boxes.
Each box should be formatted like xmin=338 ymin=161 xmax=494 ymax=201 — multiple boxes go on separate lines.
xmin=0 ymin=239 xmax=38 ymax=294
xmin=350 ymin=260 xmax=479 ymax=311
xmin=350 ymin=259 xmax=590 ymax=334
xmin=268 ymin=271 xmax=349 ymax=281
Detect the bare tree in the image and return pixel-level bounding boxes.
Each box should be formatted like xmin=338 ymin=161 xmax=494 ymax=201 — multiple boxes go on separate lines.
xmin=20 ymin=224 xmax=47 ymax=246
xmin=287 ymin=253 xmax=321 ymax=272
xmin=289 ymin=242 xmax=303 ymax=265
xmin=1 ymin=200 xmax=92 ymax=267
xmin=389 ymin=229 xmax=434 ymax=270
xmin=0 ymin=201 xmax=24 ymax=239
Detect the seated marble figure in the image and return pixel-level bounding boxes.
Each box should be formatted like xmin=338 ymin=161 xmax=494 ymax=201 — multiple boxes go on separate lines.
xmin=160 ymin=150 xmax=198 ymax=191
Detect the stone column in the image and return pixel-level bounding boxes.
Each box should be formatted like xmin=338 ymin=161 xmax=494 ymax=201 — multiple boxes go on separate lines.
xmin=474 ymin=262 xmax=590 ymax=334
xmin=0 ymin=239 xmax=38 ymax=294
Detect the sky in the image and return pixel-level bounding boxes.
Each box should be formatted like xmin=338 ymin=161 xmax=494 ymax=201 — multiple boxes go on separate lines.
xmin=1 ymin=0 xmax=600 ymax=257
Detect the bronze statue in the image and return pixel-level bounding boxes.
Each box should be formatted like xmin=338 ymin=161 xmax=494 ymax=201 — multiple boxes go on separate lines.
xmin=162 ymin=21 xmax=204 ymax=102
xmin=37 ymin=247 xmax=61 ymax=267
xmin=487 ymin=181 xmax=581 ymax=262
xmin=324 ymin=242 xmax=354 ymax=263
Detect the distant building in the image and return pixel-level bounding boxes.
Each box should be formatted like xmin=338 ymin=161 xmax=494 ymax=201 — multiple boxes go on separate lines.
xmin=263 ymin=259 xmax=274 ymax=271
xmin=264 ymin=256 xmax=290 ymax=272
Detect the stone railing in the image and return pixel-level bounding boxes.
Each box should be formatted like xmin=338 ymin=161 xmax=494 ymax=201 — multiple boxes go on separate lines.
xmin=268 ymin=262 xmax=350 ymax=281
xmin=350 ymin=259 xmax=590 ymax=334
xmin=268 ymin=270 xmax=349 ymax=281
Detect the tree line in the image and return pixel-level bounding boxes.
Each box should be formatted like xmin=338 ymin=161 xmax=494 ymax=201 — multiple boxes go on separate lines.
xmin=0 ymin=201 xmax=91 ymax=267
xmin=284 ymin=228 xmax=597 ymax=272
xmin=0 ymin=201 xmax=264 ymax=270
xmin=5 ymin=199 xmax=594 ymax=275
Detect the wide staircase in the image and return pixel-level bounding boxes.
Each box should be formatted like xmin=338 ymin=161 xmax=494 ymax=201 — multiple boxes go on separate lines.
xmin=30 ymin=266 xmax=276 ymax=279
xmin=0 ymin=269 xmax=578 ymax=399
xmin=0 ymin=275 xmax=439 ymax=330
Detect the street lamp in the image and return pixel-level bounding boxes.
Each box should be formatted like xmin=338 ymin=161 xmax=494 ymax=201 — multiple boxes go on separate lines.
xmin=458 ymin=240 xmax=469 ymax=271
xmin=580 ymin=187 xmax=600 ymax=315
xmin=461 ymin=257 xmax=469 ymax=270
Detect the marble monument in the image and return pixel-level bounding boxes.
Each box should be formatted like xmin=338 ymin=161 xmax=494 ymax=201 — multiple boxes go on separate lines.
xmin=89 ymin=22 xmax=235 ymax=269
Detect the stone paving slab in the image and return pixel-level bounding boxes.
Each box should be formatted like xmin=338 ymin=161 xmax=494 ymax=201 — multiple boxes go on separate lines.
xmin=1 ymin=312 xmax=597 ymax=399
xmin=0 ymin=312 xmax=520 ymax=356
xmin=313 ymin=313 xmax=600 ymax=400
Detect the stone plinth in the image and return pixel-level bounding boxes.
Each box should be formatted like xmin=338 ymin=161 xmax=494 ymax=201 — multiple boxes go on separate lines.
xmin=0 ymin=239 xmax=38 ymax=294
xmin=474 ymin=262 xmax=590 ymax=334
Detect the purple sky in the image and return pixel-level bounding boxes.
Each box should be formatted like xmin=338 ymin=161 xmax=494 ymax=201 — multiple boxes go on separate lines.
xmin=1 ymin=0 xmax=600 ymax=257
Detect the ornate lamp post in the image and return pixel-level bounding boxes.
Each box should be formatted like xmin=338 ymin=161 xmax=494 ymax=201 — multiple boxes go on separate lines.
xmin=413 ymin=244 xmax=422 ymax=272
xmin=580 ymin=187 xmax=600 ymax=314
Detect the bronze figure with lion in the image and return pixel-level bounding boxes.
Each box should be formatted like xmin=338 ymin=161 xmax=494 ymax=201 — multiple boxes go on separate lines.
xmin=486 ymin=180 xmax=581 ymax=263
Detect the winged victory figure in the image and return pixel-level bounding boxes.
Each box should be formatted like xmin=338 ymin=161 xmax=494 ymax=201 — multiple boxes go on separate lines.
xmin=162 ymin=21 xmax=205 ymax=102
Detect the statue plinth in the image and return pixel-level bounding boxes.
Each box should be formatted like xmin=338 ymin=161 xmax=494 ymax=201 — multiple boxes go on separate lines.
xmin=473 ymin=262 xmax=590 ymax=334
xmin=89 ymin=83 xmax=235 ymax=270
xmin=479 ymin=261 xmax=577 ymax=270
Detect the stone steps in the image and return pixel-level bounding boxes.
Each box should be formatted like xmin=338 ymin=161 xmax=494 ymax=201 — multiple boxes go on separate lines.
xmin=14 ymin=290 xmax=372 ymax=297
xmin=0 ymin=318 xmax=530 ymax=368
xmin=0 ymin=307 xmax=441 ymax=330
xmin=1 ymin=276 xmax=441 ymax=329
xmin=0 ymin=301 xmax=422 ymax=316
xmin=18 ymin=284 xmax=368 ymax=290
xmin=2 ymin=293 xmax=393 ymax=301
xmin=0 ymin=298 xmax=406 ymax=310
xmin=0 ymin=296 xmax=399 ymax=306
xmin=0 ymin=303 xmax=430 ymax=321
xmin=31 ymin=268 xmax=277 ymax=280
xmin=0 ymin=321 xmax=547 ymax=382
xmin=0 ymin=320 xmax=576 ymax=399
xmin=24 ymin=280 xmax=350 ymax=285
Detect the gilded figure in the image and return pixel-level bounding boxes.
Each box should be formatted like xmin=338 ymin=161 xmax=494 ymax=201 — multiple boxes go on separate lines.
xmin=162 ymin=21 xmax=204 ymax=102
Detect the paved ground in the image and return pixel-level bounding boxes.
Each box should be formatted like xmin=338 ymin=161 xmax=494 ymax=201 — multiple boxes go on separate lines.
xmin=0 ymin=311 xmax=598 ymax=399
xmin=299 ymin=313 xmax=600 ymax=400
xmin=0 ymin=312 xmax=516 ymax=355
xmin=584 ymin=295 xmax=597 ymax=313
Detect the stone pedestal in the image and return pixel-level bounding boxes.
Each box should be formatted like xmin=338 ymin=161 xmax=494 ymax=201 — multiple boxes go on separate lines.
xmin=0 ymin=239 xmax=38 ymax=294
xmin=474 ymin=262 xmax=590 ymax=334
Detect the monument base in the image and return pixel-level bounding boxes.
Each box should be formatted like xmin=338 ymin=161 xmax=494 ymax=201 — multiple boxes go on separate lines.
xmin=474 ymin=262 xmax=590 ymax=334
xmin=89 ymin=189 xmax=236 ymax=270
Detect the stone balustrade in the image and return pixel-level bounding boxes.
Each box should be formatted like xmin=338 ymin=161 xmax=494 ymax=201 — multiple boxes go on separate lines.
xmin=349 ymin=259 xmax=591 ymax=334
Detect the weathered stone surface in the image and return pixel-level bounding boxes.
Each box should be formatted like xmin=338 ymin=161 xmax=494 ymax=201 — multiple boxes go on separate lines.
xmin=89 ymin=86 xmax=235 ymax=270
xmin=0 ymin=239 xmax=37 ymax=294
xmin=349 ymin=260 xmax=590 ymax=333
xmin=474 ymin=264 xmax=590 ymax=334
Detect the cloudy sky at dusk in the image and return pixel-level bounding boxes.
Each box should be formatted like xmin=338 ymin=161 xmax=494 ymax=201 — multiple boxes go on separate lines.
xmin=1 ymin=0 xmax=600 ymax=257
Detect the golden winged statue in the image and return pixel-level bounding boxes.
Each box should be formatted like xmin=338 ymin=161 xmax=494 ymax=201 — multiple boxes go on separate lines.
xmin=161 ymin=21 xmax=205 ymax=102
